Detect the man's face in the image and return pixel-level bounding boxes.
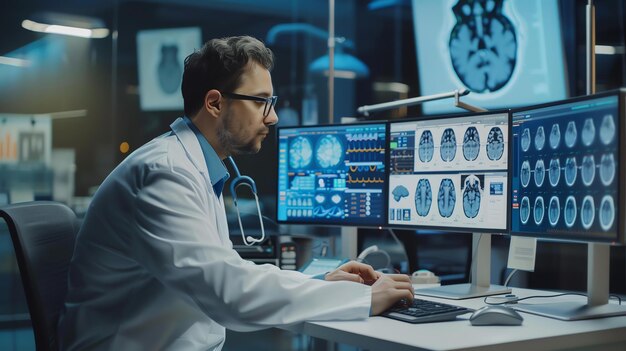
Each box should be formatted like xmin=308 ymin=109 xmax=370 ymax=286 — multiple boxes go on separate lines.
xmin=217 ymin=62 xmax=278 ymax=155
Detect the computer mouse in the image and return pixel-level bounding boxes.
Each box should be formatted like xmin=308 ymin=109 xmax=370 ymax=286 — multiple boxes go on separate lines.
xmin=469 ymin=305 xmax=524 ymax=326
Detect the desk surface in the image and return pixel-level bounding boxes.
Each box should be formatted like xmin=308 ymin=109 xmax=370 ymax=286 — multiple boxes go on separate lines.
xmin=285 ymin=288 xmax=626 ymax=351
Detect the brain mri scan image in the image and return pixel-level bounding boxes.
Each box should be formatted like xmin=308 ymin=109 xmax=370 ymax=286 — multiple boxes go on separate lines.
xmin=392 ymin=185 xmax=409 ymax=202
xmin=600 ymin=153 xmax=616 ymax=186
xmin=599 ymin=195 xmax=615 ymax=231
xmin=581 ymin=155 xmax=596 ymax=186
xmin=534 ymin=196 xmax=544 ymax=225
xmin=418 ymin=130 xmax=435 ymax=162
xmin=564 ymin=196 xmax=577 ymax=228
xmin=520 ymin=196 xmax=530 ymax=224
xmin=415 ymin=179 xmax=433 ymax=217
xmin=600 ymin=114 xmax=616 ymax=145
xmin=462 ymin=127 xmax=480 ymax=161
xmin=582 ymin=118 xmax=596 ymax=146
xmin=534 ymin=159 xmax=545 ymax=187
xmin=462 ymin=175 xmax=482 ymax=218
xmin=521 ymin=128 xmax=531 ymax=152
xmin=549 ymin=124 xmax=561 ymax=149
xmin=437 ymin=178 xmax=456 ymax=218
xmin=289 ymin=136 xmax=313 ymax=169
xmin=534 ymin=126 xmax=545 ymax=151
xmin=549 ymin=158 xmax=561 ymax=187
xmin=565 ymin=157 xmax=578 ymax=186
xmin=548 ymin=196 xmax=560 ymax=227
xmin=564 ymin=121 xmax=578 ymax=148
xmin=486 ymin=126 xmax=505 ymax=160
xmin=449 ymin=0 xmax=517 ymax=93
xmin=315 ymin=135 xmax=343 ymax=168
xmin=581 ymin=196 xmax=595 ymax=229
xmin=440 ymin=128 xmax=457 ymax=162
xmin=520 ymin=160 xmax=531 ymax=188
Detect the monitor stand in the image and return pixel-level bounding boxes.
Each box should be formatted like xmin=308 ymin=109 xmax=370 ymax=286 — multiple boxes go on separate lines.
xmin=414 ymin=233 xmax=511 ymax=300
xmin=514 ymin=243 xmax=626 ymax=321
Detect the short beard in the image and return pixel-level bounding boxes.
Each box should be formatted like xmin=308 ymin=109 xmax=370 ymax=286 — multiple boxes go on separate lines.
xmin=217 ymin=110 xmax=261 ymax=156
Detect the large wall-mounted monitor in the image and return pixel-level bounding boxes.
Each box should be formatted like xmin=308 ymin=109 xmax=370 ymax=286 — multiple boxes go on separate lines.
xmin=387 ymin=111 xmax=510 ymax=232
xmin=277 ymin=122 xmax=387 ymax=227
xmin=412 ymin=0 xmax=567 ymax=114
xmin=511 ymin=91 xmax=624 ymax=244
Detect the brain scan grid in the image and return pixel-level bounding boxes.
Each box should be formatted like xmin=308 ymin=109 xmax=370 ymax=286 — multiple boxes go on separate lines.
xmin=278 ymin=123 xmax=386 ymax=226
xmin=388 ymin=113 xmax=508 ymax=231
xmin=511 ymin=94 xmax=619 ymax=239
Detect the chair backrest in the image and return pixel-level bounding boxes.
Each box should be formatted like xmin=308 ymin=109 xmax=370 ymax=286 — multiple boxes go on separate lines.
xmin=0 ymin=201 xmax=80 ymax=351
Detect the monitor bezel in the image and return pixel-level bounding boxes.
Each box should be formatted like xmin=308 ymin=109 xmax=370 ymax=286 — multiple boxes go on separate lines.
xmin=275 ymin=120 xmax=389 ymax=228
xmin=385 ymin=109 xmax=512 ymax=234
xmin=509 ymin=88 xmax=625 ymax=244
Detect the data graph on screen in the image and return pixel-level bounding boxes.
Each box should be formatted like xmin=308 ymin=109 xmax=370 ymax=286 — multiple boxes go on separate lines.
xmin=277 ymin=123 xmax=387 ymax=227
xmin=387 ymin=112 xmax=509 ymax=232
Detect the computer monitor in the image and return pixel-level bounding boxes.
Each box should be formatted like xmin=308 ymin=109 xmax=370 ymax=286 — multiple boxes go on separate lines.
xmin=387 ymin=111 xmax=509 ymax=232
xmin=276 ymin=122 xmax=387 ymax=227
xmin=387 ymin=111 xmax=511 ymax=299
xmin=511 ymin=92 xmax=623 ymax=243
xmin=510 ymin=89 xmax=626 ymax=320
xmin=411 ymin=0 xmax=567 ymax=114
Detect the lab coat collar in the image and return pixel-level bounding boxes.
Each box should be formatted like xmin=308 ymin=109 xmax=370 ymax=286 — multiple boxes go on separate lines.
xmin=169 ymin=117 xmax=209 ymax=178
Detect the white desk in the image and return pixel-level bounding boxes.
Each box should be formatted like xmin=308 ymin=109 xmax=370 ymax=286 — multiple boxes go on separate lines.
xmin=284 ymin=288 xmax=626 ymax=351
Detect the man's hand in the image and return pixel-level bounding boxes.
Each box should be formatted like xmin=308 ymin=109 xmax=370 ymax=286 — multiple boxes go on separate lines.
xmin=325 ymin=261 xmax=379 ymax=284
xmin=370 ymin=274 xmax=414 ymax=316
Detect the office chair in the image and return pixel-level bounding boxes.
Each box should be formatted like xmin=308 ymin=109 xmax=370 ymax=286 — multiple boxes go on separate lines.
xmin=0 ymin=201 xmax=80 ymax=351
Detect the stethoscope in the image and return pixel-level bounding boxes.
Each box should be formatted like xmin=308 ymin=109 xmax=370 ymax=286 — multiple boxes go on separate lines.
xmin=227 ymin=156 xmax=266 ymax=246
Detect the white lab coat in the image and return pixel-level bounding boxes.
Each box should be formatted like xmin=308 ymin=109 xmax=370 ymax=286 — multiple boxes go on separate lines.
xmin=58 ymin=118 xmax=371 ymax=350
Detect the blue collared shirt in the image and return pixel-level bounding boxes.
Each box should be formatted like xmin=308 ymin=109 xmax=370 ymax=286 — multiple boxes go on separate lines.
xmin=183 ymin=116 xmax=230 ymax=197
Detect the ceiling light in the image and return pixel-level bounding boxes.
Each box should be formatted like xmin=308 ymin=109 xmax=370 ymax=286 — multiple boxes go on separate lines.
xmin=21 ymin=12 xmax=109 ymax=39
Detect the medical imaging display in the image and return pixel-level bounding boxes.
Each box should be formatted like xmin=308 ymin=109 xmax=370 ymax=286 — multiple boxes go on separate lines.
xmin=600 ymin=153 xmax=616 ymax=186
xmin=440 ymin=128 xmax=457 ymax=162
xmin=462 ymin=127 xmax=480 ymax=161
xmin=534 ymin=159 xmax=545 ymax=187
xmin=549 ymin=124 xmax=561 ymax=149
xmin=277 ymin=123 xmax=387 ymax=226
xmin=549 ymin=158 xmax=560 ymax=186
xmin=565 ymin=156 xmax=577 ymax=186
xmin=582 ymin=118 xmax=596 ymax=146
xmin=414 ymin=179 xmax=432 ymax=216
xmin=534 ymin=126 xmax=545 ymax=151
xmin=564 ymin=196 xmax=577 ymax=228
xmin=581 ymin=155 xmax=596 ymax=186
xmin=486 ymin=127 xmax=505 ymax=160
xmin=534 ymin=196 xmax=544 ymax=225
xmin=388 ymin=112 xmax=509 ymax=231
xmin=462 ymin=174 xmax=483 ymax=219
xmin=437 ymin=178 xmax=456 ymax=218
xmin=418 ymin=130 xmax=435 ymax=162
xmin=565 ymin=121 xmax=577 ymax=148
xmin=511 ymin=93 xmax=621 ymax=241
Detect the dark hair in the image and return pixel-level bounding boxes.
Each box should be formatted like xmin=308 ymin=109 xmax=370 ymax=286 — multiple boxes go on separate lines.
xmin=181 ymin=36 xmax=274 ymax=117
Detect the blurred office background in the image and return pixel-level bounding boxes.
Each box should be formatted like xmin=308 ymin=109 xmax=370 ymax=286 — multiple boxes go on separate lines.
xmin=0 ymin=0 xmax=625 ymax=349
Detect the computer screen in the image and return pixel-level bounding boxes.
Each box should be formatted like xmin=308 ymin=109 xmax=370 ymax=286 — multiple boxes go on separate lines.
xmin=511 ymin=91 xmax=624 ymax=243
xmin=412 ymin=0 xmax=567 ymax=114
xmin=387 ymin=111 xmax=509 ymax=232
xmin=277 ymin=122 xmax=387 ymax=227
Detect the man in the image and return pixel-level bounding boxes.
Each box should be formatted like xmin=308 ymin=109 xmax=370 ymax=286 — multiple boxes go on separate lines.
xmin=58 ymin=36 xmax=413 ymax=350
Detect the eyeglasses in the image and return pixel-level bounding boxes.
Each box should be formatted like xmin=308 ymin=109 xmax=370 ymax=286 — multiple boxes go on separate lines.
xmin=221 ymin=92 xmax=278 ymax=117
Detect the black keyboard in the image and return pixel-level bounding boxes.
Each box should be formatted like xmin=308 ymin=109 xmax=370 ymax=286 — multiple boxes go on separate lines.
xmin=382 ymin=298 xmax=471 ymax=323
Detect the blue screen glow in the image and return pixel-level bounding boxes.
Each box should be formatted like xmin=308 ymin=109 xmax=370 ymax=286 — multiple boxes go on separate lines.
xmin=277 ymin=123 xmax=387 ymax=226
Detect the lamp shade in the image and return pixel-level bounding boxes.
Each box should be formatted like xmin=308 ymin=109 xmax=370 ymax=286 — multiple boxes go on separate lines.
xmin=308 ymin=52 xmax=369 ymax=79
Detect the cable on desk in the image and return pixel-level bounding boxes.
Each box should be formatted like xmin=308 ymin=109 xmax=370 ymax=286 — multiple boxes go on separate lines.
xmin=504 ymin=269 xmax=519 ymax=287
